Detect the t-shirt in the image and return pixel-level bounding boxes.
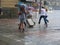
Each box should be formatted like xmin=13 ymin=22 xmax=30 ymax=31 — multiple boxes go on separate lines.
xmin=40 ymin=8 xmax=47 ymax=16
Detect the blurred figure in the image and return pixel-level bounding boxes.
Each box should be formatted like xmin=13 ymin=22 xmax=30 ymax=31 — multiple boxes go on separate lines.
xmin=18 ymin=6 xmax=26 ymax=32
xmin=38 ymin=7 xmax=49 ymax=26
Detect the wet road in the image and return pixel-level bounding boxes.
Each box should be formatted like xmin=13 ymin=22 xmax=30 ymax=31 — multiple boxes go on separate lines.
xmin=0 ymin=10 xmax=60 ymax=45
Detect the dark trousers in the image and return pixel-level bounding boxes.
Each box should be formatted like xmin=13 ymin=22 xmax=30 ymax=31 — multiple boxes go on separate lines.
xmin=38 ymin=15 xmax=48 ymax=24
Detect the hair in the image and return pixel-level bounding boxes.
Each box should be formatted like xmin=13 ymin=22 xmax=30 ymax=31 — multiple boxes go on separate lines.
xmin=20 ymin=6 xmax=25 ymax=12
xmin=42 ymin=6 xmax=45 ymax=8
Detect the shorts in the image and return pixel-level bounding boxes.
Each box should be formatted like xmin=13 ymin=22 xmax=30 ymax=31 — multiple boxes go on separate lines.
xmin=19 ymin=15 xmax=25 ymax=23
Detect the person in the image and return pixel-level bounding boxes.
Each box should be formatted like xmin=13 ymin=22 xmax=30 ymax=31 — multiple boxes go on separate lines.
xmin=18 ymin=5 xmax=26 ymax=32
xmin=38 ymin=7 xmax=49 ymax=26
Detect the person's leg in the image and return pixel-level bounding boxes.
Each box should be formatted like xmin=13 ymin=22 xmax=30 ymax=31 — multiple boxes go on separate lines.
xmin=43 ymin=16 xmax=47 ymax=24
xmin=18 ymin=15 xmax=21 ymax=29
xmin=19 ymin=22 xmax=25 ymax=32
xmin=38 ymin=16 xmax=42 ymax=24
xmin=24 ymin=22 xmax=26 ymax=26
xmin=19 ymin=16 xmax=24 ymax=30
xmin=45 ymin=16 xmax=49 ymax=23
xmin=21 ymin=23 xmax=24 ymax=29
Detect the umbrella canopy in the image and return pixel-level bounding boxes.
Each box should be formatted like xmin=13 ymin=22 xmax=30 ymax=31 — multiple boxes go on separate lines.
xmin=15 ymin=2 xmax=27 ymax=7
xmin=28 ymin=6 xmax=35 ymax=10
xmin=20 ymin=4 xmax=28 ymax=9
xmin=18 ymin=2 xmax=27 ymax=9
xmin=15 ymin=2 xmax=23 ymax=7
xmin=15 ymin=2 xmax=28 ymax=11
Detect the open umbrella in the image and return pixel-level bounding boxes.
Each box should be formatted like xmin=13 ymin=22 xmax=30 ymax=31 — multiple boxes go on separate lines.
xmin=15 ymin=2 xmax=27 ymax=8
xmin=28 ymin=6 xmax=35 ymax=10
xmin=20 ymin=4 xmax=28 ymax=9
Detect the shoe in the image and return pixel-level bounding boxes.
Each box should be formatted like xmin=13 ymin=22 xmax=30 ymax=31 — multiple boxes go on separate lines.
xmin=38 ymin=22 xmax=40 ymax=24
xmin=48 ymin=20 xmax=49 ymax=23
xmin=22 ymin=29 xmax=25 ymax=32
xmin=19 ymin=26 xmax=20 ymax=30
xmin=20 ymin=28 xmax=25 ymax=32
xmin=47 ymin=20 xmax=49 ymax=23
xmin=44 ymin=23 xmax=48 ymax=27
xmin=24 ymin=22 xmax=26 ymax=26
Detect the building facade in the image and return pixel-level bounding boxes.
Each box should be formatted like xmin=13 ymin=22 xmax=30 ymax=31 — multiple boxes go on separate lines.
xmin=0 ymin=0 xmax=19 ymax=18
xmin=0 ymin=0 xmax=35 ymax=18
xmin=1 ymin=0 xmax=18 ymax=8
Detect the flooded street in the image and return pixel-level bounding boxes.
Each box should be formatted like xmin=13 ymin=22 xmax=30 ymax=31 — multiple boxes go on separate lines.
xmin=0 ymin=10 xmax=60 ymax=45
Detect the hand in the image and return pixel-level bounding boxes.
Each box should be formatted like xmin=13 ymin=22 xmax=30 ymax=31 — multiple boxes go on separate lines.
xmin=18 ymin=12 xmax=22 ymax=15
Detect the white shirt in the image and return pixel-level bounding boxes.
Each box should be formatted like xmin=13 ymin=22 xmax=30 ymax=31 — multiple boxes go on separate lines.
xmin=40 ymin=8 xmax=47 ymax=16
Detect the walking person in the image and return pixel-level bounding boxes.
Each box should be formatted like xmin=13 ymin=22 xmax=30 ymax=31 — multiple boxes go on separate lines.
xmin=18 ymin=5 xmax=26 ymax=32
xmin=0 ymin=8 xmax=2 ymax=14
xmin=38 ymin=7 xmax=49 ymax=26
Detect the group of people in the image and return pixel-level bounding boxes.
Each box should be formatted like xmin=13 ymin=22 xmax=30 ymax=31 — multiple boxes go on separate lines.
xmin=18 ymin=5 xmax=49 ymax=32
xmin=38 ymin=7 xmax=49 ymax=26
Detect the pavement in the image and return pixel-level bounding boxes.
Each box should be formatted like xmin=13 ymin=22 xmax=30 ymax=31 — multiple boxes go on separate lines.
xmin=0 ymin=10 xmax=60 ymax=45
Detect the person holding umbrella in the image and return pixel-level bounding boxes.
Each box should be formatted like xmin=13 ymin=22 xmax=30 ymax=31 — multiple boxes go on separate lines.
xmin=18 ymin=5 xmax=27 ymax=32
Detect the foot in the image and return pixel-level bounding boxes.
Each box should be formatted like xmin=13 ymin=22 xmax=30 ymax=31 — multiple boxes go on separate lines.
xmin=20 ymin=28 xmax=25 ymax=32
xmin=24 ymin=22 xmax=26 ymax=26
xmin=44 ymin=24 xmax=48 ymax=27
xmin=47 ymin=20 xmax=49 ymax=23
xmin=22 ymin=29 xmax=25 ymax=32
xmin=38 ymin=22 xmax=40 ymax=24
xmin=18 ymin=27 xmax=20 ymax=30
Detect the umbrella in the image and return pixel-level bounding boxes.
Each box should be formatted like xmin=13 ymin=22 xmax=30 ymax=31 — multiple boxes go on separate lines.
xmin=15 ymin=2 xmax=23 ymax=7
xmin=20 ymin=4 xmax=27 ymax=7
xmin=15 ymin=2 xmax=27 ymax=8
xmin=20 ymin=4 xmax=28 ymax=9
xmin=15 ymin=2 xmax=28 ymax=11
xmin=28 ymin=7 xmax=35 ymax=10
xmin=18 ymin=2 xmax=27 ymax=8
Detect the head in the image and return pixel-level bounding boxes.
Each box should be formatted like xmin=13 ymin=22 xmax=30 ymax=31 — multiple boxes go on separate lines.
xmin=20 ymin=6 xmax=25 ymax=12
xmin=42 ymin=6 xmax=45 ymax=8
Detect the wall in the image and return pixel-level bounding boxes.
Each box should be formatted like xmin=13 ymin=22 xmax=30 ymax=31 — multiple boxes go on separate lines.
xmin=1 ymin=0 xmax=18 ymax=7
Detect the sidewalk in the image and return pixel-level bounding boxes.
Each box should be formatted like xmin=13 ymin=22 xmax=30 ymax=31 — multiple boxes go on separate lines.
xmin=0 ymin=19 xmax=18 ymax=24
xmin=0 ymin=10 xmax=60 ymax=45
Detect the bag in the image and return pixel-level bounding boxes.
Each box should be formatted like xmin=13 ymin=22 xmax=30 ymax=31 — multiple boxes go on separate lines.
xmin=26 ymin=18 xmax=35 ymax=27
